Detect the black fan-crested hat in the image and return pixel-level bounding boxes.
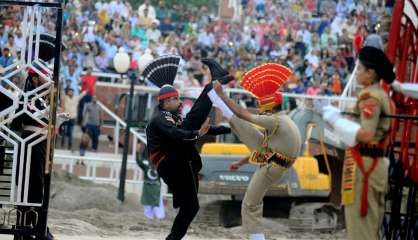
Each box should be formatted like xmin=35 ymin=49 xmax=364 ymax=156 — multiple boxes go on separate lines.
xmin=141 ymin=55 xmax=181 ymax=87
xmin=28 ymin=33 xmax=66 ymax=62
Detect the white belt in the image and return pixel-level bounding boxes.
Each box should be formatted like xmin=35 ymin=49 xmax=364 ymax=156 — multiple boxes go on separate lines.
xmin=23 ymin=126 xmax=48 ymax=135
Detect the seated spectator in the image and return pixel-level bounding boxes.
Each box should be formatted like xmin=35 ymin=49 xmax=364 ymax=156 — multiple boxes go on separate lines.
xmin=138 ymin=0 xmax=156 ymax=19
xmin=320 ymin=27 xmax=337 ymax=48
xmin=305 ymin=48 xmax=320 ymax=69
xmin=0 ymin=48 xmax=14 ymax=68
xmin=331 ymin=72 xmax=342 ymax=95
xmin=138 ymin=8 xmax=154 ymax=29
xmin=81 ymin=45 xmax=97 ymax=70
xmin=95 ymin=50 xmax=109 ymax=72
xmin=156 ymin=0 xmax=169 ymax=21
xmin=159 ymin=16 xmax=175 ymax=38
xmin=147 ymin=20 xmax=161 ymax=43
xmin=306 ymin=81 xmax=322 ymax=96
xmin=131 ymin=22 xmax=148 ymax=49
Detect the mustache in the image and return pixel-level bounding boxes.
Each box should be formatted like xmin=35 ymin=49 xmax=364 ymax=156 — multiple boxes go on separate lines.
xmin=176 ymin=102 xmax=183 ymax=111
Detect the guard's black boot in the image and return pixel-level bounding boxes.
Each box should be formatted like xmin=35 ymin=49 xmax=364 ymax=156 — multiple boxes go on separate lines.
xmin=201 ymin=59 xmax=228 ymax=81
xmin=165 ymin=233 xmax=178 ymax=240
xmin=217 ymin=74 xmax=235 ymax=85
xmin=46 ymin=227 xmax=55 ymax=240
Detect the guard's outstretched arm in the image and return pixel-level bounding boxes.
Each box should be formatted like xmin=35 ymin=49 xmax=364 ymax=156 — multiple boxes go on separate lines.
xmin=208 ymin=81 xmax=252 ymax=122
xmin=155 ymin=115 xmax=200 ymax=141
xmin=392 ymin=80 xmax=418 ymax=99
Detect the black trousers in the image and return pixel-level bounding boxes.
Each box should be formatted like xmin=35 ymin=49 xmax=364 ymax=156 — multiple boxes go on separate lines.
xmin=15 ymin=131 xmax=48 ymax=240
xmin=158 ymin=159 xmax=199 ymax=240
xmin=161 ymin=83 xmax=214 ymax=240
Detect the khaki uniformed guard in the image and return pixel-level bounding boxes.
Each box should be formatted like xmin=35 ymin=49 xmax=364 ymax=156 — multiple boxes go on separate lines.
xmin=208 ymin=63 xmax=302 ymax=240
xmin=322 ymin=46 xmax=396 ymax=240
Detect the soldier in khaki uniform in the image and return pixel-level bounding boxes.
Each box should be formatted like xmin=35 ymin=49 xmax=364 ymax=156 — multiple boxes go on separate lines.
xmin=321 ymin=46 xmax=396 ymax=240
xmin=207 ymin=64 xmax=302 ymax=240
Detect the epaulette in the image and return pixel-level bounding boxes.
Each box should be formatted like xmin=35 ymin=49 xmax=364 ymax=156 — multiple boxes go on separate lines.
xmin=358 ymin=90 xmax=382 ymax=104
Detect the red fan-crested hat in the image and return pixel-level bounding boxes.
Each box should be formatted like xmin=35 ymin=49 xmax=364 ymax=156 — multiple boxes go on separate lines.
xmin=240 ymin=63 xmax=292 ymax=112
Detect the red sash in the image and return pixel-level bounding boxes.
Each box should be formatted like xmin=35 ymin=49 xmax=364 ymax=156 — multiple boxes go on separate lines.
xmin=349 ymin=145 xmax=381 ymax=217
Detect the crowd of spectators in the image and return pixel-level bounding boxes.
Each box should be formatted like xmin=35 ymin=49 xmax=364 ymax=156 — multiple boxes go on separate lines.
xmin=0 ymin=0 xmax=394 ymax=117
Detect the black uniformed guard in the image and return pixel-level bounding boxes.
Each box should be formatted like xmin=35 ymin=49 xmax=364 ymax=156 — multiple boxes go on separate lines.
xmin=146 ymin=59 xmax=232 ymax=240
xmin=11 ymin=67 xmax=55 ymax=240
xmin=6 ymin=33 xmax=67 ymax=240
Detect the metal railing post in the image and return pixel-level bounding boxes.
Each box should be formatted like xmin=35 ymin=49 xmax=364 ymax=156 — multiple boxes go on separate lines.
xmin=114 ymin=122 xmax=120 ymax=154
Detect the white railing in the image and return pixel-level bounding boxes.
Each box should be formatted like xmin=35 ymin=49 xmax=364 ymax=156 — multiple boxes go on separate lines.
xmin=76 ymin=71 xmax=122 ymax=83
xmin=97 ymin=101 xmax=147 ymax=158
xmin=96 ymin=81 xmax=357 ymax=100
xmin=53 ymin=153 xmax=143 ymax=195
xmin=96 ymin=81 xmax=357 ymax=111
xmin=88 ymin=62 xmax=359 ymax=111
xmin=52 ymin=100 xmax=150 ymax=196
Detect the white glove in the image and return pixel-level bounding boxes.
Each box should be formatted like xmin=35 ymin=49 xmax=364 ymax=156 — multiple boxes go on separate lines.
xmin=392 ymin=80 xmax=418 ymax=99
xmin=391 ymin=80 xmax=402 ymax=92
xmin=56 ymin=112 xmax=70 ymax=126
xmin=322 ymin=105 xmax=360 ymax=147
xmin=334 ymin=118 xmax=361 ymax=147
xmin=322 ymin=105 xmax=341 ymax=126
xmin=208 ymin=89 xmax=233 ymax=120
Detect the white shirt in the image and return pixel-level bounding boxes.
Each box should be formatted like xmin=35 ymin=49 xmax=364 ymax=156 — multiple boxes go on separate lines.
xmin=198 ymin=31 xmax=214 ymax=47
xmin=95 ymin=1 xmax=104 ymax=11
xmin=138 ymin=4 xmax=156 ymax=19
xmin=296 ymin=30 xmax=312 ymax=47
xmin=14 ymin=35 xmax=24 ymax=51
xmin=254 ymin=0 xmax=266 ymax=5
xmin=147 ymin=28 xmax=161 ymax=43
xmin=305 ymin=53 xmax=320 ymax=68
xmin=83 ymin=26 xmax=96 ymax=43
xmin=109 ymin=1 xmax=128 ymax=18
xmin=63 ymin=92 xmax=86 ymax=119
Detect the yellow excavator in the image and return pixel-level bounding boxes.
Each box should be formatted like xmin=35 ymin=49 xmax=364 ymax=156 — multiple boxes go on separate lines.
xmin=198 ymin=108 xmax=345 ymax=228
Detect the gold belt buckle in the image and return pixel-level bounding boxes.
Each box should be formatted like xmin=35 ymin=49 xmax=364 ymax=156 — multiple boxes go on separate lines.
xmin=249 ymin=150 xmax=275 ymax=165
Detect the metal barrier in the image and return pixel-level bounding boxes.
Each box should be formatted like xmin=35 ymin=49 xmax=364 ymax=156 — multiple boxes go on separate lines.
xmin=53 ymin=153 xmax=144 ymax=195
xmin=97 ymin=101 xmax=147 ymax=156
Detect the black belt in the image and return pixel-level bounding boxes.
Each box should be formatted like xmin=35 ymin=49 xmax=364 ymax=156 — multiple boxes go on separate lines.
xmin=359 ymin=147 xmax=384 ymax=158
xmin=269 ymin=153 xmax=295 ymax=168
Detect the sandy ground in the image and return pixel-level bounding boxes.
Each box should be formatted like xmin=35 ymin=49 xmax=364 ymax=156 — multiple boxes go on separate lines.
xmin=0 ymin=171 xmax=346 ymax=240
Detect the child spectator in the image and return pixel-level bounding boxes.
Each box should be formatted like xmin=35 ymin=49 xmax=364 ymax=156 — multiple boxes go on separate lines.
xmin=136 ymin=143 xmax=165 ymax=220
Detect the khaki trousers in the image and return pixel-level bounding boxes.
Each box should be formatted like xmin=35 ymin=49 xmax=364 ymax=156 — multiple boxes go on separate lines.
xmin=229 ymin=115 xmax=287 ymax=233
xmin=344 ymin=157 xmax=388 ymax=240
xmin=241 ymin=163 xmax=287 ymax=233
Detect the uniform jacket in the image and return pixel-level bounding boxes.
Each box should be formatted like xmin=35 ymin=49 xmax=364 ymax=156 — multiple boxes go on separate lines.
xmin=146 ymin=107 xmax=230 ymax=172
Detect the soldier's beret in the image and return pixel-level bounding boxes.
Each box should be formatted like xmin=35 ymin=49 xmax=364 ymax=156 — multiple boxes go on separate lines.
xmin=359 ymin=46 xmax=395 ymax=84
xmin=158 ymin=84 xmax=179 ymax=101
